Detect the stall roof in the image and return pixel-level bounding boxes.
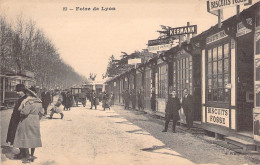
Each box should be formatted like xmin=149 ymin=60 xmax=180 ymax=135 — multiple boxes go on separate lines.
xmin=106 ymin=1 xmax=259 ymax=83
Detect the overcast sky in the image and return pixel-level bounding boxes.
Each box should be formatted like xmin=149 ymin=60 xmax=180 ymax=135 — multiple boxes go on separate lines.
xmin=0 ymin=0 xmax=258 ymax=81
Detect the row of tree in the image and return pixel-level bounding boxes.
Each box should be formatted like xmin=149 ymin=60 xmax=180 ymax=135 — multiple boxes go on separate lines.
xmin=0 ymin=15 xmax=87 ymax=90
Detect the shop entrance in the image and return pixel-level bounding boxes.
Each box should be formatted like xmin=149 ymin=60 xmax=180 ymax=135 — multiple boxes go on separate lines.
xmin=237 ymin=32 xmax=254 ymax=131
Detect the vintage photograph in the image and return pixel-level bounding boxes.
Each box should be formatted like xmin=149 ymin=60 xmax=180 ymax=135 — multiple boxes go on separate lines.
xmin=1 ymin=0 xmax=260 ymax=164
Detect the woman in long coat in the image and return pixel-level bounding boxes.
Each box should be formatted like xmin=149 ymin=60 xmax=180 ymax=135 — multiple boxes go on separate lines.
xmin=6 ymin=84 xmax=27 ymax=159
xmin=13 ymin=87 xmax=42 ymax=163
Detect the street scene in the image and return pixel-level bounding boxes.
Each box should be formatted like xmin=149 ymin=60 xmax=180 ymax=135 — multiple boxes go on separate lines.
xmin=1 ymin=102 xmax=260 ymax=165
xmin=1 ymin=0 xmax=260 ymax=164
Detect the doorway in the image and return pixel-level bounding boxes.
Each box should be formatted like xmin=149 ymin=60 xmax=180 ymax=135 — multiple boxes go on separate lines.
xmin=237 ymin=32 xmax=254 ymax=131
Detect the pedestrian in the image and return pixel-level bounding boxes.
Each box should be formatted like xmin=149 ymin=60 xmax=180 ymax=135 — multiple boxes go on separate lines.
xmin=182 ymin=88 xmax=194 ymax=130
xmin=41 ymin=89 xmax=51 ymax=115
xmin=13 ymin=86 xmax=42 ymax=163
xmin=137 ymin=89 xmax=144 ymax=110
xmin=162 ymin=90 xmax=181 ymax=133
xmin=110 ymin=93 xmax=114 ymax=106
xmin=61 ymin=91 xmax=67 ymax=109
xmin=131 ymin=89 xmax=136 ymax=110
xmin=65 ymin=91 xmax=73 ymax=110
xmin=6 ymin=84 xmax=27 ymax=159
xmin=124 ymin=90 xmax=130 ymax=110
xmin=102 ymin=91 xmax=110 ymax=111
xmin=48 ymin=89 xmax=64 ymax=119
xmin=90 ymin=90 xmax=97 ymax=110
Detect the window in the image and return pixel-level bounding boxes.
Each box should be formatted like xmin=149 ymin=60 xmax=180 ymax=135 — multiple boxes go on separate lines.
xmin=207 ymin=43 xmax=230 ymax=103
xmin=158 ymin=65 xmax=167 ymax=98
xmin=145 ymin=69 xmax=151 ymax=99
xmin=176 ymin=56 xmax=192 ymax=98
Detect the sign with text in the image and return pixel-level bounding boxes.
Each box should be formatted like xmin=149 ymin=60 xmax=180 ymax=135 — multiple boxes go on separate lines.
xmin=236 ymin=18 xmax=252 ymax=37
xmin=148 ymin=44 xmax=173 ymax=53
xmin=128 ymin=58 xmax=141 ymax=65
xmin=148 ymin=38 xmax=171 ymax=46
xmin=207 ymin=0 xmax=252 ymax=12
xmin=207 ymin=107 xmax=229 ymax=127
xmin=206 ymin=30 xmax=228 ymax=44
xmin=167 ymin=25 xmax=197 ymax=36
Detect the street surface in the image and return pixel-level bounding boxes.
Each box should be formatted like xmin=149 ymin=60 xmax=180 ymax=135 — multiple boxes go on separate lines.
xmin=1 ymin=102 xmax=260 ymax=165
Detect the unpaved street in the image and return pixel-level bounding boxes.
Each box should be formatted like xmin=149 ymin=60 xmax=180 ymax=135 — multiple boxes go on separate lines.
xmin=1 ymin=103 xmax=260 ymax=165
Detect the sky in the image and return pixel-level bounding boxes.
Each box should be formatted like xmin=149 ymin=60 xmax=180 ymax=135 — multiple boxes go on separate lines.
xmin=0 ymin=0 xmax=258 ymax=81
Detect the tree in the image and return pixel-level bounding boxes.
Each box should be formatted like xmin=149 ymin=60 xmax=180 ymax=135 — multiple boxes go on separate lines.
xmin=106 ymin=55 xmax=119 ymax=77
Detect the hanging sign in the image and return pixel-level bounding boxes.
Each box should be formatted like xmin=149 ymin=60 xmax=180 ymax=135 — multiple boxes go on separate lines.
xmin=167 ymin=25 xmax=197 ymax=36
xmin=207 ymin=0 xmax=252 ymax=12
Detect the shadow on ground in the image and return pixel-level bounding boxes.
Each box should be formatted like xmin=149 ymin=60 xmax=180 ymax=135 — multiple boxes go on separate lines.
xmin=1 ymin=145 xmax=19 ymax=161
xmin=113 ymin=108 xmax=255 ymax=165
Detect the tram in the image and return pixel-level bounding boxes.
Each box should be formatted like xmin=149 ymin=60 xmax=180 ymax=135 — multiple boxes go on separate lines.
xmin=0 ymin=72 xmax=36 ymax=109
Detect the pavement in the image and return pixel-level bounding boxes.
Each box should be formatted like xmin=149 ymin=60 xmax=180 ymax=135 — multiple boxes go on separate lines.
xmin=1 ymin=102 xmax=260 ymax=165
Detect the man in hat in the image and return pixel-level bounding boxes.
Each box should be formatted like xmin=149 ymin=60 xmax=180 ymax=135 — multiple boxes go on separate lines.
xmin=41 ymin=88 xmax=51 ymax=115
xmin=162 ymin=90 xmax=181 ymax=133
xmin=6 ymin=84 xmax=27 ymax=159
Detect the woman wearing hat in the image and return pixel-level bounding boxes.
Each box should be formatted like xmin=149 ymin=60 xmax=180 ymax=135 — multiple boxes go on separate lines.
xmin=13 ymin=86 xmax=42 ymax=163
xmin=6 ymin=84 xmax=27 ymax=159
xmin=162 ymin=90 xmax=181 ymax=133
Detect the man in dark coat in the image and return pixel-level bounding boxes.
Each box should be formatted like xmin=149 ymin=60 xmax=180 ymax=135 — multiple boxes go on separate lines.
xmin=124 ymin=90 xmax=130 ymax=110
xmin=182 ymin=88 xmax=194 ymax=130
xmin=131 ymin=89 xmax=136 ymax=110
xmin=90 ymin=90 xmax=97 ymax=110
xmin=162 ymin=90 xmax=181 ymax=133
xmin=6 ymin=84 xmax=27 ymax=159
xmin=41 ymin=90 xmax=51 ymax=115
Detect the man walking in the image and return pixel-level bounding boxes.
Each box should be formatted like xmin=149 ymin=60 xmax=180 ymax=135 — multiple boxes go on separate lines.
xmin=41 ymin=89 xmax=51 ymax=115
xmin=162 ymin=90 xmax=181 ymax=133
xmin=182 ymin=88 xmax=194 ymax=130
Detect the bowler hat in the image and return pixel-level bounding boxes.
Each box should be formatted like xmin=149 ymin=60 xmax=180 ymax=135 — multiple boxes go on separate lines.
xmin=15 ymin=84 xmax=26 ymax=92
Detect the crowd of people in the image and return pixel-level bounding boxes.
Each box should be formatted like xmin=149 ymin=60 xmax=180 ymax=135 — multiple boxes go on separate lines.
xmin=5 ymin=83 xmax=115 ymax=163
xmin=5 ymin=83 xmax=193 ymax=163
xmin=121 ymin=89 xmax=144 ymax=111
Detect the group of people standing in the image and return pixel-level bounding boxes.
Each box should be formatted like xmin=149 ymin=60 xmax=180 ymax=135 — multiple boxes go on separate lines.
xmin=162 ymin=88 xmax=194 ymax=133
xmin=89 ymin=90 xmax=114 ymax=111
xmin=122 ymin=89 xmax=144 ymax=111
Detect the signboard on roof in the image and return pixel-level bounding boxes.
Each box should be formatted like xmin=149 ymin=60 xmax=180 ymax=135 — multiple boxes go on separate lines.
xmin=148 ymin=44 xmax=173 ymax=53
xmin=128 ymin=58 xmax=141 ymax=65
xmin=207 ymin=0 xmax=252 ymax=12
xmin=148 ymin=38 xmax=171 ymax=46
xmin=167 ymin=25 xmax=197 ymax=36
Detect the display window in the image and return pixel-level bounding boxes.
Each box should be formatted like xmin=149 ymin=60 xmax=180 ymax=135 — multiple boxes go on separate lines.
xmin=158 ymin=65 xmax=167 ymax=98
xmin=175 ymin=56 xmax=193 ymax=98
xmin=255 ymin=31 xmax=260 ymax=107
xmin=207 ymin=43 xmax=230 ymax=103
xmin=145 ymin=69 xmax=151 ymax=99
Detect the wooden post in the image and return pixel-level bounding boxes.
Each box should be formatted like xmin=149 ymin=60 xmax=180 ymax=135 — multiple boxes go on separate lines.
xmin=187 ymin=22 xmax=191 ymax=44
xmin=236 ymin=5 xmax=240 ymax=18
xmin=218 ymin=9 xmax=221 ymax=28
